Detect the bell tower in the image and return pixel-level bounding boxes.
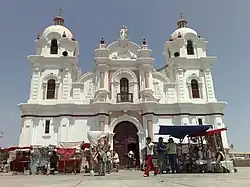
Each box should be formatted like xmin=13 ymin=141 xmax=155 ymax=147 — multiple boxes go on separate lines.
xmin=28 ymin=10 xmax=79 ymax=103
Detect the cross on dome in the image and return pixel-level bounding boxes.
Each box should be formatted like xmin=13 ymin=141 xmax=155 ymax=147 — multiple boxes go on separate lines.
xmin=53 ymin=8 xmax=64 ymax=26
xmin=177 ymin=12 xmax=187 ymax=28
xmin=180 ymin=12 xmax=184 ymax=19
xmin=58 ymin=8 xmax=63 ymax=16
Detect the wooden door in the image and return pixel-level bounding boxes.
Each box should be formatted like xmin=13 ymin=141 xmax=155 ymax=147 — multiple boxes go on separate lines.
xmin=113 ymin=121 xmax=139 ymax=168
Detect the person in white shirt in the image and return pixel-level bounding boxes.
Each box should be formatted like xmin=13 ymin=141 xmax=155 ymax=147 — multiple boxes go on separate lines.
xmin=195 ymin=147 xmax=207 ymax=173
xmin=106 ymin=149 xmax=112 ymax=174
xmin=128 ymin=150 xmax=134 ymax=169
xmin=113 ymin=151 xmax=119 ymax=172
xmin=144 ymin=137 xmax=158 ymax=177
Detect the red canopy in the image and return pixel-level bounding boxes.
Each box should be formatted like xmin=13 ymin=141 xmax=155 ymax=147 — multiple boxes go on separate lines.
xmin=5 ymin=146 xmax=32 ymax=151
xmin=189 ymin=128 xmax=227 ymax=137
xmin=56 ymin=148 xmax=76 ymax=159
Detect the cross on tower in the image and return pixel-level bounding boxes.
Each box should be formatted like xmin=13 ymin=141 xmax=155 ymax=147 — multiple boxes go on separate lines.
xmin=180 ymin=12 xmax=184 ymax=19
xmin=58 ymin=8 xmax=63 ymax=16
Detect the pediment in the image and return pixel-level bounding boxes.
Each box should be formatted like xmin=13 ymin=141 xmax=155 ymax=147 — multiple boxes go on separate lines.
xmin=107 ymin=40 xmax=140 ymax=60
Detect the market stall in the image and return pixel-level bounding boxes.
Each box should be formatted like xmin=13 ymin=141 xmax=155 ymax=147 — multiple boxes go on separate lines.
xmin=8 ymin=146 xmax=32 ymax=175
xmin=157 ymin=125 xmax=212 ymax=173
xmin=188 ymin=127 xmax=234 ymax=173
xmin=0 ymin=148 xmax=9 ymax=172
xmin=157 ymin=125 xmax=235 ymax=173
xmin=56 ymin=141 xmax=84 ymax=174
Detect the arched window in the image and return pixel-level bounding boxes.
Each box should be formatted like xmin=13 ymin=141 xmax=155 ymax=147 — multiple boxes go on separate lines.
xmin=191 ymin=79 xmax=200 ymax=98
xmin=46 ymin=79 xmax=56 ymax=99
xmin=119 ymin=78 xmax=131 ymax=102
xmin=187 ymin=40 xmax=194 ymax=55
xmin=50 ymin=39 xmax=58 ymax=54
xmin=120 ymin=78 xmax=129 ymax=93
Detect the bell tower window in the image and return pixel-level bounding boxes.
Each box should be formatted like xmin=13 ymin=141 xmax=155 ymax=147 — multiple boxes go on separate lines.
xmin=50 ymin=39 xmax=58 ymax=54
xmin=46 ymin=79 xmax=56 ymax=99
xmin=187 ymin=40 xmax=194 ymax=55
xmin=191 ymin=79 xmax=200 ymax=98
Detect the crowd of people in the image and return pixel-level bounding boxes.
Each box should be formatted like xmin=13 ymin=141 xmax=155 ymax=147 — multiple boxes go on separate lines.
xmin=0 ymin=135 xmax=231 ymax=176
xmin=126 ymin=136 xmax=229 ymax=176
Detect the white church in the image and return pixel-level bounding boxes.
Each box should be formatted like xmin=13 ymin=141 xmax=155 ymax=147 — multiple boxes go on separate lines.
xmin=18 ymin=13 xmax=229 ymax=166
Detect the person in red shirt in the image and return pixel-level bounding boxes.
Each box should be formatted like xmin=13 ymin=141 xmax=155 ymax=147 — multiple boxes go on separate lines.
xmin=144 ymin=137 xmax=158 ymax=177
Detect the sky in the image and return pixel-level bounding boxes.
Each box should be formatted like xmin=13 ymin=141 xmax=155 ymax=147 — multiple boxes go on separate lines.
xmin=0 ymin=0 xmax=249 ymax=152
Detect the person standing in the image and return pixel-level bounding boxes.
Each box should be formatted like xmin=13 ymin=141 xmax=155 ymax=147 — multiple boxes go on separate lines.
xmin=113 ymin=151 xmax=120 ymax=172
xmin=49 ymin=151 xmax=59 ymax=174
xmin=166 ymin=138 xmax=177 ymax=173
xmin=97 ymin=139 xmax=107 ymax=176
xmin=106 ymin=148 xmax=112 ymax=174
xmin=144 ymin=137 xmax=158 ymax=177
xmin=206 ymin=145 xmax=213 ymax=172
xmin=128 ymin=150 xmax=134 ymax=170
xmin=157 ymin=137 xmax=166 ymax=174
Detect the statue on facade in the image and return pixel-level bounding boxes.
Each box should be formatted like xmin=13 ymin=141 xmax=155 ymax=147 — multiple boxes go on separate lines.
xmin=120 ymin=25 xmax=128 ymax=40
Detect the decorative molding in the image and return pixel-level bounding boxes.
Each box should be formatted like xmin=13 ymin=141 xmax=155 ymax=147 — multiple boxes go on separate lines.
xmin=42 ymin=73 xmax=60 ymax=84
xmin=152 ymin=71 xmax=171 ymax=83
xmin=76 ymin=72 xmax=95 ymax=83
xmin=111 ymin=68 xmax=137 ymax=83
xmin=21 ymin=112 xmax=224 ymax=118
xmin=186 ymin=73 xmax=202 ymax=84
xmin=91 ymin=90 xmax=109 ymax=103
xmin=109 ymin=115 xmax=144 ymax=133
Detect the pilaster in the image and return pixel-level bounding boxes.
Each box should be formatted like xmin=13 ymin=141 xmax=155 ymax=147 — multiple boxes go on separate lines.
xmin=109 ymin=132 xmax=115 ymax=150
xmin=137 ymin=132 xmax=145 ymax=162
xmin=176 ymin=68 xmax=185 ymax=101
xmin=143 ymin=114 xmax=153 ymax=139
xmin=98 ymin=115 xmax=107 ymax=131
xmin=139 ymin=65 xmax=153 ymax=91
xmin=96 ymin=64 xmax=109 ymax=92
xmin=62 ymin=69 xmax=69 ymax=99
xmin=203 ymin=69 xmax=216 ymax=102
xmin=30 ymin=67 xmax=41 ymax=100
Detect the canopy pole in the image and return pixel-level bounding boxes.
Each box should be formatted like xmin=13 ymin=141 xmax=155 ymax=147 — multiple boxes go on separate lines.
xmin=213 ymin=134 xmax=218 ymax=150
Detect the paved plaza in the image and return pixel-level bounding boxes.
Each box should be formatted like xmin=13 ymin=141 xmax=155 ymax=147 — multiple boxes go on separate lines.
xmin=1 ymin=168 xmax=250 ymax=187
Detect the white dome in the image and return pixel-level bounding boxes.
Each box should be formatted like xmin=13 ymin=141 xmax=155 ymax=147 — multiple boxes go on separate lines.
xmin=41 ymin=25 xmax=73 ymax=39
xmin=171 ymin=27 xmax=197 ymax=39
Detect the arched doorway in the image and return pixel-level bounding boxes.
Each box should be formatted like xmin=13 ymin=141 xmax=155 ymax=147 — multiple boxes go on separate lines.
xmin=113 ymin=121 xmax=140 ymax=168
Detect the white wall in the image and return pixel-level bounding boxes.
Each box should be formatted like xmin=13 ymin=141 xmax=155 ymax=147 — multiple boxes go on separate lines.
xmin=19 ymin=116 xmax=101 ymax=147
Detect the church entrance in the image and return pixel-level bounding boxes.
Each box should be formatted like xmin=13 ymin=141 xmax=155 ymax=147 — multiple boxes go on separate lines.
xmin=113 ymin=121 xmax=139 ymax=169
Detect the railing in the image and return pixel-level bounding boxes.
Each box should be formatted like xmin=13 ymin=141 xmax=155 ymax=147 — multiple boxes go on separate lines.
xmin=117 ymin=93 xmax=133 ymax=103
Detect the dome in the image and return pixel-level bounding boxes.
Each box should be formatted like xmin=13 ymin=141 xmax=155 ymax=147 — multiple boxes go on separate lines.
xmin=171 ymin=27 xmax=197 ymax=39
xmin=41 ymin=25 xmax=73 ymax=39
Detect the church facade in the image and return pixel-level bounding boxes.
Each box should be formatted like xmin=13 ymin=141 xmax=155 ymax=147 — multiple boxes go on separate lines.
xmin=18 ymin=14 xmax=229 ymax=165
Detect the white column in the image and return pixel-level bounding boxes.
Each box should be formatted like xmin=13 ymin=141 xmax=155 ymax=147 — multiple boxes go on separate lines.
xmin=137 ymin=132 xmax=145 ymax=164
